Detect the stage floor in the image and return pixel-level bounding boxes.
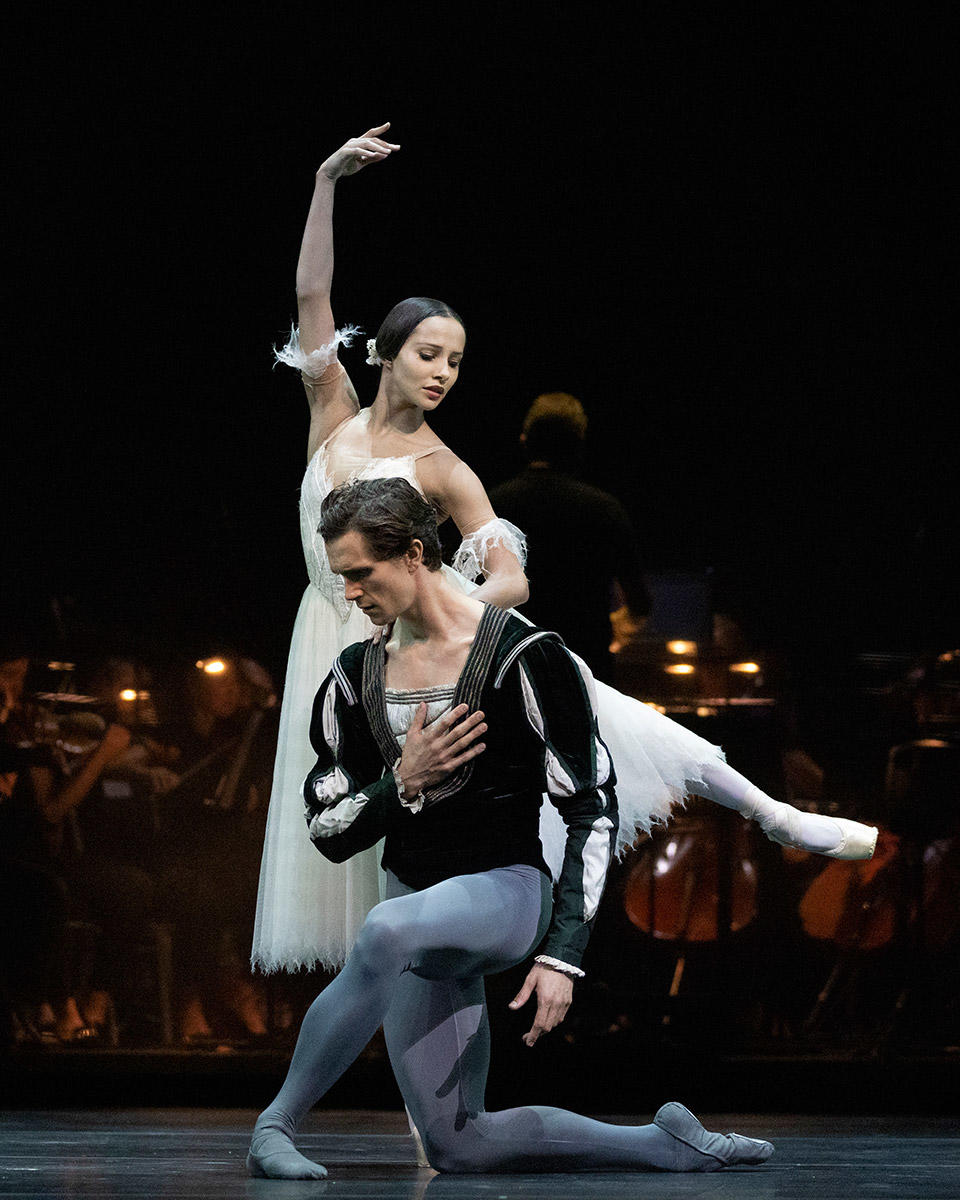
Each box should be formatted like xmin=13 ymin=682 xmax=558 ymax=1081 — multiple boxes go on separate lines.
xmin=1 ymin=1110 xmax=957 ymax=1200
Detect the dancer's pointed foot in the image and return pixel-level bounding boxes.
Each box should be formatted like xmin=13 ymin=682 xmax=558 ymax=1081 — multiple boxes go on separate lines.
xmin=762 ymin=811 xmax=878 ymax=861
xmin=654 ymin=1102 xmax=774 ymax=1172
xmin=247 ymin=1120 xmax=327 ymax=1179
xmin=745 ymin=787 xmax=877 ymax=860
xmin=818 ymin=815 xmax=878 ymax=860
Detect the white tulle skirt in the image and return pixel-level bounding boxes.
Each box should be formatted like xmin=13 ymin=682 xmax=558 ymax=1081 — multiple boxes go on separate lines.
xmin=251 ymin=585 xmax=382 ymax=973
xmin=251 ymin=570 xmax=727 ymax=973
xmin=535 ymin=668 xmax=727 ymax=881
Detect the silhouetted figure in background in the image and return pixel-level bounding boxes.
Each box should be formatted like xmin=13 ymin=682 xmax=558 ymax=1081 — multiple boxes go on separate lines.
xmin=156 ymin=655 xmax=276 ymax=1041
xmin=491 ymin=393 xmax=648 ymax=681
xmin=0 ymin=635 xmax=142 ymax=1043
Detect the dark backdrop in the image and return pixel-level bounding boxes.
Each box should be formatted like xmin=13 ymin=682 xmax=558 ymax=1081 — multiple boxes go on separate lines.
xmin=6 ymin=3 xmax=956 ymax=678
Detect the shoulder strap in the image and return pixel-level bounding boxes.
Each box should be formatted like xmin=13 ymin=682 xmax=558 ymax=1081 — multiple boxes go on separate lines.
xmin=319 ymin=408 xmax=361 ymax=454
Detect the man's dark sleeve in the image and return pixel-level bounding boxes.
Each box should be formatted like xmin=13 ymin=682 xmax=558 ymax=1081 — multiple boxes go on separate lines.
xmin=303 ymin=667 xmax=407 ymax=864
xmin=515 ymin=638 xmax=620 ymax=970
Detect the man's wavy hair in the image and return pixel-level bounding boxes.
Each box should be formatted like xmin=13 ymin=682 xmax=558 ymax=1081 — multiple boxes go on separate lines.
xmin=319 ymin=477 xmax=442 ymax=570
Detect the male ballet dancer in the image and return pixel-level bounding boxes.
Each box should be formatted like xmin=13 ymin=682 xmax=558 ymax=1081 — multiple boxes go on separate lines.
xmin=247 ymin=476 xmax=774 ymax=1179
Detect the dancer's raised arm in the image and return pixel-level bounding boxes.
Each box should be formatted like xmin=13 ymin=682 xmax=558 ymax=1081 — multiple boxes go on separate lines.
xmin=287 ymin=124 xmax=400 ymax=456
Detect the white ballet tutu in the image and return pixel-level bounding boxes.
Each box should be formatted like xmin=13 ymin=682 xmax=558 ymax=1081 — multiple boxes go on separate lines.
xmin=251 ymin=584 xmax=382 ymax=973
xmin=526 ymin=660 xmax=726 ymax=881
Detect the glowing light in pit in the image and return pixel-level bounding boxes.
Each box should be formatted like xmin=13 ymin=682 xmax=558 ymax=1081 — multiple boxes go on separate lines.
xmin=197 ymin=659 xmax=227 ymax=675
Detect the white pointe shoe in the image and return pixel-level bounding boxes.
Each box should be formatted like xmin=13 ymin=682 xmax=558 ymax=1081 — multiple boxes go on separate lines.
xmin=765 ymin=813 xmax=878 ymax=861
xmin=746 ymin=788 xmax=878 ymax=861
xmin=813 ymin=815 xmax=878 ymax=860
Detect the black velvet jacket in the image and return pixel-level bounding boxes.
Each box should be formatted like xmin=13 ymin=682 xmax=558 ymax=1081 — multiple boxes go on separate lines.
xmin=303 ymin=607 xmax=618 ymax=970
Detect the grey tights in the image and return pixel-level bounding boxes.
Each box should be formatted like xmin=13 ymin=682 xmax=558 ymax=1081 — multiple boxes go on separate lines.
xmin=250 ymin=864 xmax=684 ymax=1175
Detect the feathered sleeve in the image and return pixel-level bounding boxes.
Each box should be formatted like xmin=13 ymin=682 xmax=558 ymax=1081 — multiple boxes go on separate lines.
xmin=274 ymin=324 xmax=362 ymax=380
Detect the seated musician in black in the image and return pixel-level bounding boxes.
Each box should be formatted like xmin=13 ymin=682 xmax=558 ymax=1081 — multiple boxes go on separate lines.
xmin=248 ymin=476 xmax=773 ymax=1179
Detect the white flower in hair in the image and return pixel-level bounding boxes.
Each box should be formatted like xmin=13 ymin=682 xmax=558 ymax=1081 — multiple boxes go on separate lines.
xmin=366 ymin=338 xmax=383 ymax=366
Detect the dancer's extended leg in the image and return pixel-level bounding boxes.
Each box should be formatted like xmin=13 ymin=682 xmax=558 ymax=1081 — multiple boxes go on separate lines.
xmin=382 ymin=879 xmax=772 ymax=1173
xmin=251 ymin=863 xmax=772 ymax=1178
xmin=697 ymin=760 xmax=877 ymax=860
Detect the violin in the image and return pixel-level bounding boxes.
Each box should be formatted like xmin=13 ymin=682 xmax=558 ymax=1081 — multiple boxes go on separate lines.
xmin=2 ymin=696 xmax=107 ymax=762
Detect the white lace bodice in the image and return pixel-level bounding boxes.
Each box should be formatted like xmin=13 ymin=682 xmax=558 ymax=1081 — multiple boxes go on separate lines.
xmin=300 ymin=426 xmax=431 ymax=621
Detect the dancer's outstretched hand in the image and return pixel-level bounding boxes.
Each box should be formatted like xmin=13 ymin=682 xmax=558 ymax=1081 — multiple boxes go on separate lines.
xmin=398 ymin=703 xmax=487 ymax=796
xmin=509 ymin=964 xmax=574 ymax=1046
xmin=319 ymin=123 xmax=400 ymax=181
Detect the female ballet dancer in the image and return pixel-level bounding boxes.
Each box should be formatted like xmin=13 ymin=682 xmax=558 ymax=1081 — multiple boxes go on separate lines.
xmin=251 ymin=122 xmax=877 ymax=979
xmin=251 ymin=125 xmax=529 ymax=974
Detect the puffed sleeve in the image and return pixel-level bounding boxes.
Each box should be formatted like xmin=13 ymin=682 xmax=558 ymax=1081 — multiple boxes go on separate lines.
xmin=515 ymin=638 xmax=619 ymax=972
xmin=303 ymin=663 xmax=408 ymax=863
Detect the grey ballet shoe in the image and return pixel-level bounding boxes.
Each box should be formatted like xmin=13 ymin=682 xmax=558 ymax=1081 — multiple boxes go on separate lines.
xmin=245 ymin=1147 xmax=328 ymax=1179
xmin=654 ymin=1102 xmax=774 ymax=1172
xmin=246 ymin=1119 xmax=328 ymax=1180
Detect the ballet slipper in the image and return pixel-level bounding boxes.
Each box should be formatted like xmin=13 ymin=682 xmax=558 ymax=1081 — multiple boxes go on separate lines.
xmin=744 ymin=786 xmax=878 ymax=861
xmin=246 ymin=1114 xmax=328 ymax=1180
xmin=245 ymin=1146 xmax=328 ymax=1180
xmin=653 ymin=1102 xmax=774 ymax=1171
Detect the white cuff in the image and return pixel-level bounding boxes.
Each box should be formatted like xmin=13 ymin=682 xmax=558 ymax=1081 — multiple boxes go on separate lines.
xmin=310 ymin=765 xmax=352 ymax=807
xmin=392 ymin=757 xmax=424 ymax=814
xmin=534 ymin=954 xmax=585 ymax=979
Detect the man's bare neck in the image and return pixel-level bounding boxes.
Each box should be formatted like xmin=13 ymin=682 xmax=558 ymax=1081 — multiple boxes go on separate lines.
xmin=384 ymin=580 xmax=485 ymax=692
